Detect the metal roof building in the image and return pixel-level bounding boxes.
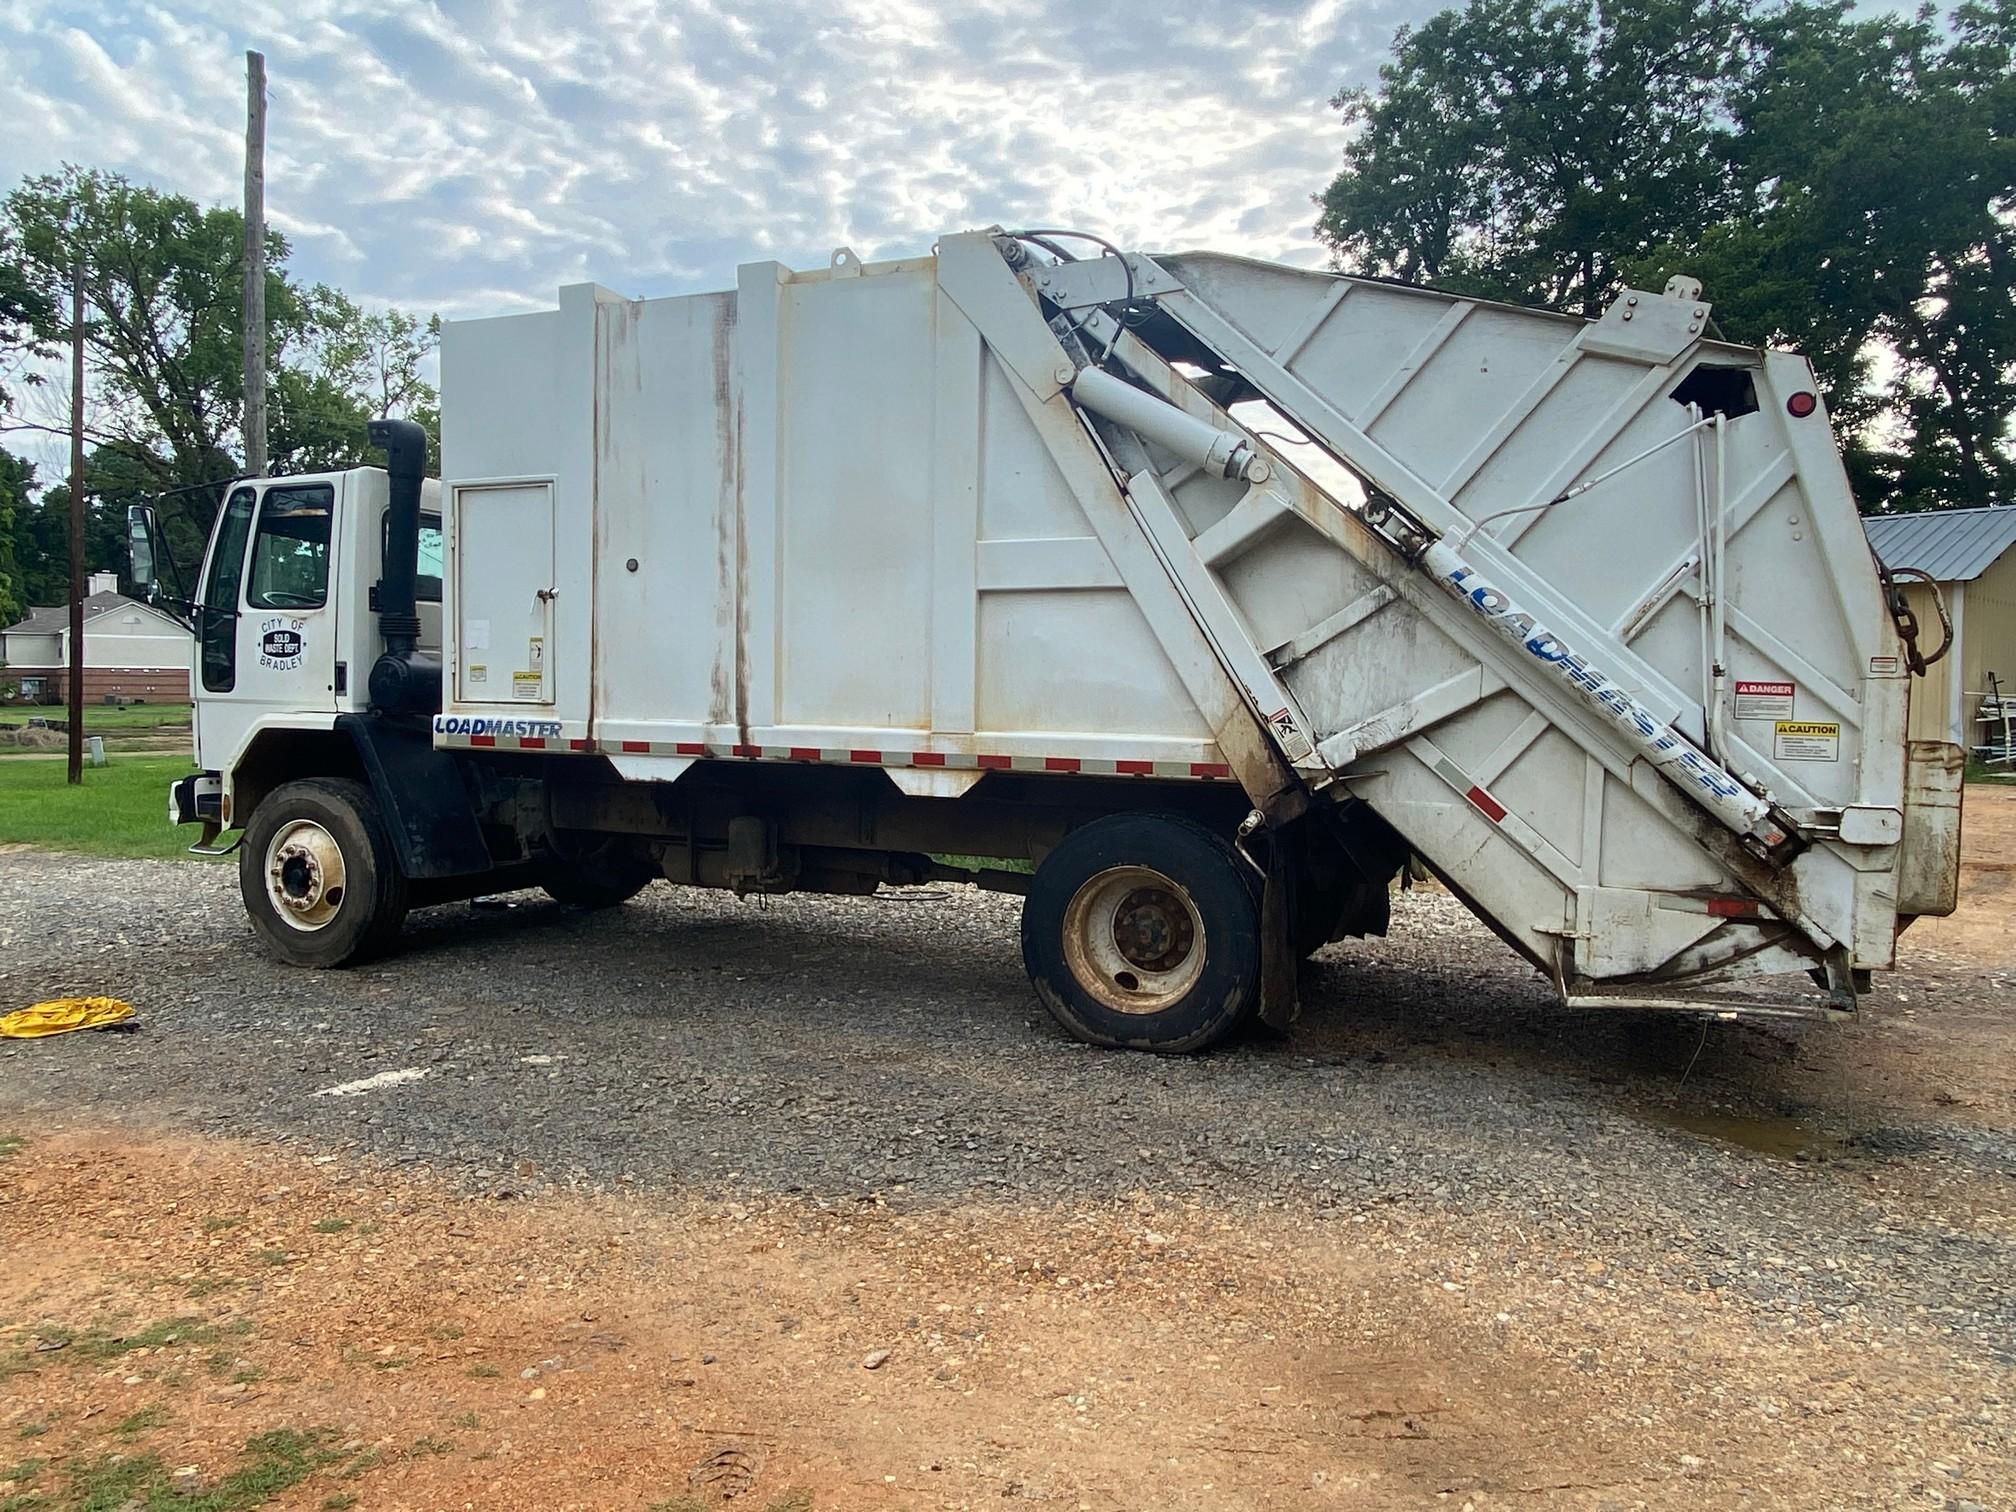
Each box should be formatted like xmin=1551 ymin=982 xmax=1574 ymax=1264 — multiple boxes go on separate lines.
xmin=1864 ymin=506 xmax=2016 ymax=583
xmin=1863 ymin=507 xmax=2016 ymax=754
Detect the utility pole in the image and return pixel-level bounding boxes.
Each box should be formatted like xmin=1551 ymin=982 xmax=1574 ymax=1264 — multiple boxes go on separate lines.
xmin=66 ymin=265 xmax=85 ymax=786
xmin=242 ymin=48 xmax=267 ymax=477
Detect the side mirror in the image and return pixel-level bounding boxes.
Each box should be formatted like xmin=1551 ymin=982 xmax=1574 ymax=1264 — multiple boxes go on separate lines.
xmin=127 ymin=504 xmax=159 ymax=600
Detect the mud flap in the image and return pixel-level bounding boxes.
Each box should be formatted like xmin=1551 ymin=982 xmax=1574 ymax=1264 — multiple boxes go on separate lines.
xmin=1257 ymin=825 xmax=1300 ymax=1031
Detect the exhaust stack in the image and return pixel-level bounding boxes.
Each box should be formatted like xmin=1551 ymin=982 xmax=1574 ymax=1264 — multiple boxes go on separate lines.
xmin=367 ymin=417 xmax=442 ymax=716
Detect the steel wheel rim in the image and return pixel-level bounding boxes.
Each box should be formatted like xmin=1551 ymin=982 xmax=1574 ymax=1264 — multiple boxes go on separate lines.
xmin=1061 ymin=865 xmax=1207 ymax=1015
xmin=265 ymin=819 xmax=348 ymax=932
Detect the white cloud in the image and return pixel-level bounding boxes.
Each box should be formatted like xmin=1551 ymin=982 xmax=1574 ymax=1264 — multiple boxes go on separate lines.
xmin=4 ymin=0 xmax=1428 ymax=317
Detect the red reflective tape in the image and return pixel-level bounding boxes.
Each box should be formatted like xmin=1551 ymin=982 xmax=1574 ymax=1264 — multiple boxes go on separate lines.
xmin=1116 ymin=759 xmax=1154 ymax=776
xmin=912 ymin=751 xmax=946 ymax=767
xmin=1706 ymin=897 xmax=1760 ymax=918
xmin=732 ymin=744 xmax=762 ymax=758
xmin=1466 ymin=785 xmax=1507 ymax=823
xmin=568 ymin=739 xmax=594 ymax=752
xmin=518 ymin=738 xmax=546 ymax=750
xmin=620 ymin=740 xmax=650 ymax=753
xmin=788 ymin=746 xmax=820 ymax=761
xmin=849 ymin=749 xmax=882 ymax=764
xmin=1190 ymin=762 xmax=1230 ymax=779
xmin=675 ymin=742 xmax=706 ymax=756
xmin=1044 ymin=756 xmax=1081 ymax=773
xmin=469 ymin=735 xmax=496 ymax=748
xmin=978 ymin=754 xmax=1013 ymax=770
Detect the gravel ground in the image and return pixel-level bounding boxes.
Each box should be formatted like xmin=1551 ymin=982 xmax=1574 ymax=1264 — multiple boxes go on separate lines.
xmin=2 ymin=848 xmax=2013 ymax=1391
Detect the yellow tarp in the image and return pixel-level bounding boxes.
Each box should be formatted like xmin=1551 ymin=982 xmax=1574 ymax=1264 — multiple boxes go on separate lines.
xmin=0 ymin=997 xmax=135 ymax=1038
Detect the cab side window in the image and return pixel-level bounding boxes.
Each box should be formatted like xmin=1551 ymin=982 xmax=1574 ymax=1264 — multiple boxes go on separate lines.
xmin=247 ymin=484 xmax=335 ymax=610
xmin=201 ymin=486 xmax=258 ymax=693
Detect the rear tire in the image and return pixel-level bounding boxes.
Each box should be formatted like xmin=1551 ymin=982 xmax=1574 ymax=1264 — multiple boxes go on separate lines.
xmin=1021 ymin=814 xmax=1259 ymax=1053
xmin=239 ymin=777 xmax=409 ymax=968
xmin=540 ymin=853 xmax=655 ymax=909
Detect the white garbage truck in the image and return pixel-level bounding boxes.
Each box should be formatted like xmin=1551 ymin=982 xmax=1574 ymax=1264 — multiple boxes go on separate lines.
xmin=130 ymin=229 xmax=1963 ymax=1051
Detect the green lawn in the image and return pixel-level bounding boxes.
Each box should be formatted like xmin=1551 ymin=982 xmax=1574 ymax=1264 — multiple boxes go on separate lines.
xmin=0 ymin=754 xmax=215 ymax=860
xmin=0 ymin=700 xmax=192 ymax=731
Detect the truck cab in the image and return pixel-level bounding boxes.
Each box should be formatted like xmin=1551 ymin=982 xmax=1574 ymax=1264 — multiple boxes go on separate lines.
xmin=148 ymin=467 xmax=442 ymax=834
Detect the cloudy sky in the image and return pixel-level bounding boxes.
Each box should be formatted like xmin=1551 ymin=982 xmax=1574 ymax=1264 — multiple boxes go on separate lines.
xmin=1 ymin=0 xmax=1434 ymax=324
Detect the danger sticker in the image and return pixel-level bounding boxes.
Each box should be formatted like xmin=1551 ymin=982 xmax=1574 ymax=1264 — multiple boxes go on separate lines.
xmin=1774 ymin=720 xmax=1840 ymax=762
xmin=512 ymin=671 xmax=543 ymax=702
xmin=1735 ymin=680 xmax=1794 ymax=719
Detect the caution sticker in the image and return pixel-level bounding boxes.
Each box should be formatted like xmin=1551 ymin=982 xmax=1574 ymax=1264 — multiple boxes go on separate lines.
xmin=512 ymin=671 xmax=543 ymax=702
xmin=1774 ymin=720 xmax=1840 ymax=762
xmin=467 ymin=663 xmax=488 ymax=685
xmin=1734 ymin=680 xmax=1794 ymax=719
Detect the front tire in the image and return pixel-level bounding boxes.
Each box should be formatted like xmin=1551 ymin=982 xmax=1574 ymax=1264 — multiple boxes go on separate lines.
xmin=1021 ymin=814 xmax=1259 ymax=1053
xmin=239 ymin=778 xmax=409 ymax=968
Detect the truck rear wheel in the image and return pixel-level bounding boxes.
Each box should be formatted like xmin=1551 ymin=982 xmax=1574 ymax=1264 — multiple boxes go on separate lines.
xmin=239 ymin=778 xmax=409 ymax=968
xmin=1021 ymin=814 xmax=1259 ymax=1053
xmin=540 ymin=853 xmax=655 ymax=909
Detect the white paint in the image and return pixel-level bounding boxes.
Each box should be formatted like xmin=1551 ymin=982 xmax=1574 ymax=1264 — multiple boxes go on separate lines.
xmin=312 ymin=1067 xmax=430 ymax=1097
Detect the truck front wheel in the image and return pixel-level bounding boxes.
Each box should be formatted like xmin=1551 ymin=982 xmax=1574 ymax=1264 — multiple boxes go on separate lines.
xmin=239 ymin=778 xmax=410 ymax=968
xmin=1021 ymin=814 xmax=1259 ymax=1053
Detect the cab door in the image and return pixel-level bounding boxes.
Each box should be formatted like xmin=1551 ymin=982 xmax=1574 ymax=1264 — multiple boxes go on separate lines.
xmin=193 ymin=477 xmax=341 ymax=772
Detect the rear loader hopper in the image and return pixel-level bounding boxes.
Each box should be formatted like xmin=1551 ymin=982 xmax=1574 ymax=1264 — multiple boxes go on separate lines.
xmin=145 ymin=230 xmax=1963 ymax=1051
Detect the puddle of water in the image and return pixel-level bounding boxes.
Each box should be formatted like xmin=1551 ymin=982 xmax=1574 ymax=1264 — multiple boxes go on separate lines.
xmin=1634 ymin=1106 xmax=1850 ymax=1161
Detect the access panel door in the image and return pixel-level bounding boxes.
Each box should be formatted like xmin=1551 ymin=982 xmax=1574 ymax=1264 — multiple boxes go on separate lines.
xmin=453 ymin=480 xmax=555 ymax=705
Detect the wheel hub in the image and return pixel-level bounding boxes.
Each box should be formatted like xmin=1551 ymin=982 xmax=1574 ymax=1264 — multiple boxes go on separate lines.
xmin=264 ymin=819 xmax=348 ymax=932
xmin=1061 ymin=865 xmax=1208 ymax=1015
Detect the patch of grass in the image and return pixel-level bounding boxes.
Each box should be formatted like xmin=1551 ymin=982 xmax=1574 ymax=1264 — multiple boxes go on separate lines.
xmin=646 ymin=1499 xmax=707 ymax=1512
xmin=0 ymin=756 xmax=215 ymax=860
xmin=0 ymin=1491 xmax=47 ymax=1512
xmin=765 ymin=1493 xmax=815 ymax=1512
xmin=308 ymin=1219 xmax=350 ymax=1235
xmin=320 ymin=1497 xmax=357 ymax=1511
xmin=185 ymin=1277 xmax=236 ymax=1300
xmin=405 ymin=1437 xmax=452 ymax=1459
xmin=0 ymin=1137 xmax=25 ymax=1162
xmin=201 ymin=1217 xmax=241 ymax=1235
xmin=427 ymin=1323 xmax=463 ymax=1341
xmin=13 ymin=1315 xmax=251 ymax=1374
xmin=448 ymin=1411 xmax=478 ymax=1429
xmin=255 ymin=1249 xmax=291 ymax=1267
xmin=60 ymin=1429 xmax=347 ymax=1512
xmin=114 ymin=1405 xmax=171 ymax=1438
xmin=14 ymin=1425 xmax=47 ymax=1440
xmin=464 ymin=1362 xmax=500 ymax=1379
xmin=930 ymin=852 xmax=1034 ymax=875
xmin=337 ymin=1448 xmax=381 ymax=1481
xmin=0 ymin=1460 xmax=41 ymax=1485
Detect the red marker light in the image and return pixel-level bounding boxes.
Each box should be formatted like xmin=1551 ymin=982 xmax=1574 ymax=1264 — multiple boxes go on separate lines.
xmin=1786 ymin=391 xmax=1818 ymax=418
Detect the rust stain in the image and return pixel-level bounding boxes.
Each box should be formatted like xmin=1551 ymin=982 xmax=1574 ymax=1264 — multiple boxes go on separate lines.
xmin=733 ymin=364 xmax=751 ymax=750
xmin=709 ymin=296 xmax=738 ymax=731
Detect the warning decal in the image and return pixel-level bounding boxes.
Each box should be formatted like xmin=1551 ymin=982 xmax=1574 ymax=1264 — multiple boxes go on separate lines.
xmin=1734 ymin=680 xmax=1795 ymax=719
xmin=1774 ymin=720 xmax=1840 ymax=762
xmin=512 ymin=671 xmax=543 ymax=702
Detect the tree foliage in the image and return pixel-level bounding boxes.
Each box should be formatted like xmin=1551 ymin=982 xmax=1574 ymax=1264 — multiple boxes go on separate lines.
xmin=0 ymin=165 xmax=439 ymax=619
xmin=1318 ymin=0 xmax=2016 ymax=512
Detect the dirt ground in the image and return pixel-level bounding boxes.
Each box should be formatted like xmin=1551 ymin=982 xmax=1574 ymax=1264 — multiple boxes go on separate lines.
xmin=0 ymin=792 xmax=2010 ymax=1511
xmin=0 ymin=1128 xmax=2007 ymax=1512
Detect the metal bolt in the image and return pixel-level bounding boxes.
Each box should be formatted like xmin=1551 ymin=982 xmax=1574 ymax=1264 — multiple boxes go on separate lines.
xmin=1053 ymin=363 xmax=1076 ymax=386
xmin=1627 ymin=295 xmax=1639 ymax=307
xmin=625 ymin=557 xmax=639 ymax=573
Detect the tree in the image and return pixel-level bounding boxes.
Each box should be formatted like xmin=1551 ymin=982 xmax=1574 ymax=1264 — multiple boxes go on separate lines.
xmin=2 ymin=165 xmax=442 ymax=540
xmin=4 ymin=165 xmax=288 ymax=501
xmin=1319 ymin=0 xmax=2016 ymax=511
xmin=1318 ymin=0 xmax=1754 ymax=317
xmin=0 ymin=448 xmax=34 ymax=625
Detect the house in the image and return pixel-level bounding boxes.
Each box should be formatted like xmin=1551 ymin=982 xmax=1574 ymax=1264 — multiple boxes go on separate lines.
xmin=1 ymin=571 xmax=192 ymax=702
xmin=1864 ymin=507 xmax=2016 ymax=753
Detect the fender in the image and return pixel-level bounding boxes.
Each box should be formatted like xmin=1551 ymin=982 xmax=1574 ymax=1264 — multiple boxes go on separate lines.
xmin=336 ymin=713 xmax=495 ymax=879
